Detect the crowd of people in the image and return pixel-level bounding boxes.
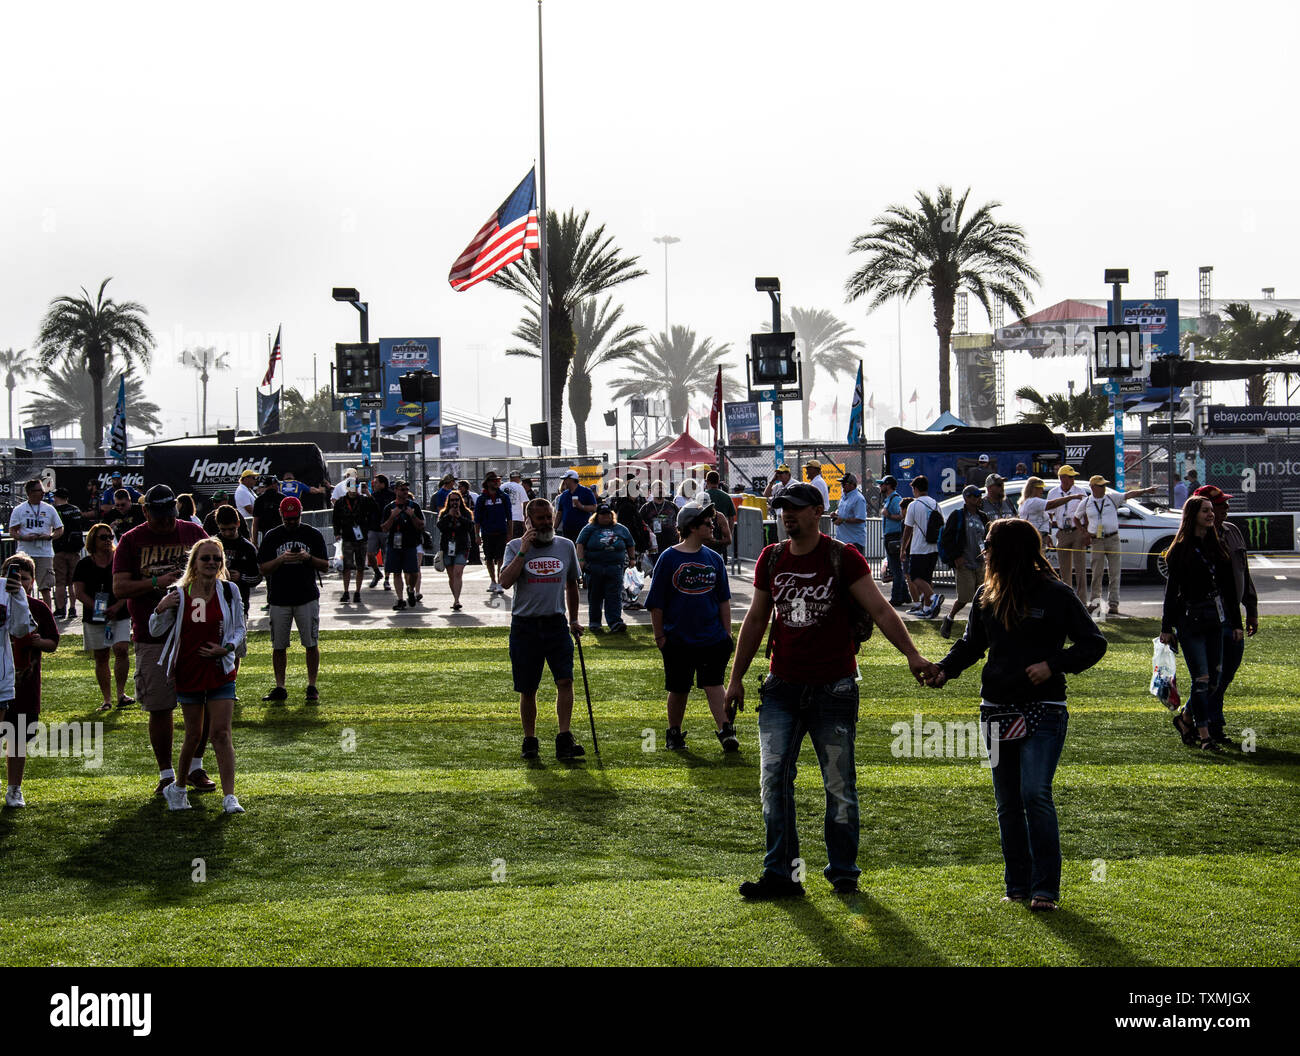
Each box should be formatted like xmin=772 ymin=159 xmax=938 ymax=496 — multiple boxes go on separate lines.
xmin=0 ymin=459 xmax=1263 ymax=912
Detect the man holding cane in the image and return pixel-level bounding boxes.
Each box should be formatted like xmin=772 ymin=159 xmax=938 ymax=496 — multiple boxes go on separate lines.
xmin=500 ymin=498 xmax=587 ymax=761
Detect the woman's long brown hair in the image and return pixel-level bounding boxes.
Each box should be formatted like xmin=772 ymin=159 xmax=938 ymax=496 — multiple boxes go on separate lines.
xmin=1165 ymin=496 xmax=1228 ymax=571
xmin=981 ymin=518 xmax=1059 ymax=629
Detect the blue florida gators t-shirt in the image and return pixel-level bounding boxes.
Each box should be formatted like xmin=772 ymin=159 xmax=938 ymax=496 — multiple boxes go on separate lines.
xmin=645 ymin=545 xmax=731 ymax=646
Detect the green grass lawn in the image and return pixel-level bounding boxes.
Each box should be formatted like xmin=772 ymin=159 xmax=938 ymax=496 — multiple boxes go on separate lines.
xmin=2 ymin=617 xmax=1298 ymax=966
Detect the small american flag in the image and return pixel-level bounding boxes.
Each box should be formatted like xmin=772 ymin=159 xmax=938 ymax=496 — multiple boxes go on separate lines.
xmin=261 ymin=325 xmax=282 ymax=388
xmin=998 ymin=714 xmax=1027 ymax=740
xmin=448 ymin=168 xmax=541 ymax=292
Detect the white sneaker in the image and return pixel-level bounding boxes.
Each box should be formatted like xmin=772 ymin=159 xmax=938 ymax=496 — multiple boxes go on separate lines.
xmin=163 ymin=782 xmax=192 ymax=811
xmin=222 ymin=793 xmax=245 ymax=814
xmin=5 ymin=787 xmax=25 ymax=808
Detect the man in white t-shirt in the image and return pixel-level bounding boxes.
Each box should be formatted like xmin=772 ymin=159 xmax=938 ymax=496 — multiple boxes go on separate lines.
xmin=1018 ymin=476 xmax=1083 ymax=542
xmin=502 ymin=470 xmax=529 ymax=539
xmin=1077 ymin=473 xmax=1158 ymax=615
xmin=8 ymin=478 xmax=64 ymax=609
xmin=234 ymin=470 xmax=258 ymax=520
xmin=899 ymin=474 xmax=944 ymax=619
xmin=331 ymin=468 xmax=359 ymax=502
xmin=804 ymin=461 xmax=832 ymax=510
xmin=1046 ymin=465 xmax=1090 ymax=603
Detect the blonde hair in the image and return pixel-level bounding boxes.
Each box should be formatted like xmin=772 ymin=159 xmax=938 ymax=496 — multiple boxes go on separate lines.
xmin=179 ymin=539 xmax=228 ymax=592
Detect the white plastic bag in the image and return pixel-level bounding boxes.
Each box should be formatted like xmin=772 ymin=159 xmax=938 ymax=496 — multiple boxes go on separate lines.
xmin=1150 ymin=637 xmax=1181 ymax=711
xmin=623 ymin=567 xmax=645 ymax=606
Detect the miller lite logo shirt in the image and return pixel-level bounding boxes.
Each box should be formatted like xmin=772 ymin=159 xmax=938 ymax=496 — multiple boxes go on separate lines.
xmin=8 ymin=500 xmax=63 ymax=559
xmin=754 ymin=535 xmax=870 ymax=682
xmin=645 ymin=546 xmax=731 ymax=646
xmin=503 ymin=535 xmax=580 ymax=617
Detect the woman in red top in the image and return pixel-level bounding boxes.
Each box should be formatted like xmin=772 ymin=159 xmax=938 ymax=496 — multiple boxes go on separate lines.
xmin=150 ymin=539 xmax=246 ymax=813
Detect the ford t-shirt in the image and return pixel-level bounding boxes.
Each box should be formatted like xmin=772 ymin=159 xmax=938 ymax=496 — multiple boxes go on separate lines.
xmin=503 ymin=535 xmax=580 ymax=617
xmin=645 ymin=546 xmax=730 ymax=646
xmin=753 ymin=535 xmax=870 ymax=682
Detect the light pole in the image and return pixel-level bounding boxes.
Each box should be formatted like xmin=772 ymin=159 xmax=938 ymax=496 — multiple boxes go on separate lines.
xmin=491 ymin=397 xmax=512 ymax=456
xmin=653 ymin=235 xmax=680 ymax=336
xmin=603 ymin=408 xmax=618 ymax=472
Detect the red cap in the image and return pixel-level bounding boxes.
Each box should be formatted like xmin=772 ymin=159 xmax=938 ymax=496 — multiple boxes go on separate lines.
xmin=279 ymin=496 xmax=303 ymax=516
xmin=1193 ymin=484 xmax=1231 ymax=505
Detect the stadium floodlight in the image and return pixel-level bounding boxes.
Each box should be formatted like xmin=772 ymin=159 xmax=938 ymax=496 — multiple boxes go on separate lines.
xmin=754 ymin=277 xmax=780 ymax=293
xmin=332 ymin=287 xmax=361 ymax=303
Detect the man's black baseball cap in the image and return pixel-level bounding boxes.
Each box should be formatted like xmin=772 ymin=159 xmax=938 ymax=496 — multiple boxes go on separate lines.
xmin=145 ymin=484 xmax=177 ymax=511
xmin=771 ymin=483 xmax=824 ymax=510
xmin=880 ymin=475 xmax=897 ymax=489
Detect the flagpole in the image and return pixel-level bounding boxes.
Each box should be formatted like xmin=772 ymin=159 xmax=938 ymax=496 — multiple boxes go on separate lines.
xmin=537 ymin=0 xmax=552 ymax=470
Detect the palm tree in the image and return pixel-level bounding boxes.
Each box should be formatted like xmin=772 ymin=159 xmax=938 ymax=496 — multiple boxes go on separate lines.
xmin=35 ymin=278 xmax=155 ymax=455
xmin=178 ymin=346 xmax=231 ymax=434
xmin=489 ymin=209 xmax=646 ymax=453
xmin=1182 ymin=302 xmax=1300 ymax=405
xmin=1015 ymin=385 xmax=1110 ymax=431
xmin=0 ymin=347 xmax=35 ymax=438
xmin=24 ymin=363 xmax=162 ymax=444
xmin=845 ymin=186 xmax=1039 ymax=413
xmin=609 ymin=325 xmax=740 ymax=432
xmin=280 ymin=386 xmax=338 ymax=433
xmin=507 ymin=295 xmax=646 ymax=455
xmin=763 ymin=307 xmax=865 ymax=439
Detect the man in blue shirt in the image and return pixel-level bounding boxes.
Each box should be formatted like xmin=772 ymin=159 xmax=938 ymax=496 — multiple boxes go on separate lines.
xmin=474 ymin=473 xmax=512 ymax=594
xmin=879 ymin=475 xmax=910 ymax=606
xmin=556 ymin=469 xmax=597 ymax=543
xmin=831 ymin=472 xmax=867 ymax=555
xmin=645 ymin=499 xmax=737 ymax=754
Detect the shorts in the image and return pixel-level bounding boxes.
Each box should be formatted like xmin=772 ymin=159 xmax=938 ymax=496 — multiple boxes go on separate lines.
xmin=269 ymin=599 xmax=321 ymax=650
xmin=341 ymin=540 xmax=367 ymax=571
xmin=83 ymin=618 xmax=133 ymax=652
xmin=509 ymin=615 xmax=574 ymax=693
xmin=443 ymin=552 xmax=468 ymax=566
xmin=908 ymin=552 xmax=938 ymax=583
xmin=134 ymin=640 xmax=178 ymax=712
xmin=177 ymin=682 xmax=238 ymax=707
xmin=54 ymin=551 xmax=79 ymax=591
xmin=662 ymin=635 xmax=734 ymax=693
xmin=0 ymin=699 xmax=41 ymax=737
xmin=366 ymin=530 xmax=385 ymax=558
xmin=31 ymin=556 xmax=54 ymax=591
xmin=481 ymin=532 xmax=507 ymax=564
xmin=384 ymin=546 xmax=420 ymax=575
xmin=955 ymin=564 xmax=983 ymax=606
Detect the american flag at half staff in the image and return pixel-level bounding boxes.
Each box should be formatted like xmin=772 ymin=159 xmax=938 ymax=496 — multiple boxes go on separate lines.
xmin=448 ymin=168 xmax=541 ymax=291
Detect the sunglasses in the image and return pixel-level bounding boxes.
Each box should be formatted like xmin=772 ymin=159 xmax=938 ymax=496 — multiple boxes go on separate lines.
xmin=197 ymin=554 xmax=223 ymax=564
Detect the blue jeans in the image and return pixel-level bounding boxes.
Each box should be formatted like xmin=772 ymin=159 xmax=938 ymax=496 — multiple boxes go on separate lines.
xmin=757 ymin=674 xmax=859 ymax=886
xmin=884 ymin=535 xmax=909 ymax=604
xmin=987 ymin=707 xmax=1068 ymax=901
xmin=585 ymin=563 xmax=624 ymax=628
xmin=1208 ymin=628 xmax=1244 ymax=734
xmin=1177 ymin=622 xmax=1224 ymax=729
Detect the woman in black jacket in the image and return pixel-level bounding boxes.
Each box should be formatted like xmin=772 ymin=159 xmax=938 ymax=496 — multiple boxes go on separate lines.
xmin=929 ymin=517 xmax=1107 ymax=911
xmin=1162 ymin=496 xmax=1241 ymax=752
xmin=436 ymin=491 xmax=477 ymax=611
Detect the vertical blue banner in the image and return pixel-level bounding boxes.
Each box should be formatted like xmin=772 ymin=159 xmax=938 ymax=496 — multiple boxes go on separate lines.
xmin=1104 ymin=380 xmax=1125 ymax=489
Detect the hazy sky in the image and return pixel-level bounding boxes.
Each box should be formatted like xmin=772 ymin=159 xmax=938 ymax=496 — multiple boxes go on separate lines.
xmin=3 ymin=0 xmax=1294 ymax=447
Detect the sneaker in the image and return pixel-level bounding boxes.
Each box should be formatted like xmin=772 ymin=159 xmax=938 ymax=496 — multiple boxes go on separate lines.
xmin=305 ymin=685 xmax=320 ymax=704
xmin=452 ymin=602 xmax=463 ymax=611
xmin=716 ymin=722 xmax=740 ymax=753
xmin=926 ymin=593 xmax=945 ymax=618
xmin=665 ymin=726 xmax=687 ymax=750
xmin=340 ymin=591 xmax=350 ymax=603
xmin=154 ymin=776 xmax=174 ymax=797
xmin=610 ymin=622 xmax=628 ymax=634
xmin=587 ymin=624 xmax=602 ymax=634
xmin=163 ymin=782 xmax=192 ymax=811
xmin=383 ymin=578 xmax=392 ymax=591
xmin=5 ymin=787 xmax=26 ymax=808
xmin=262 ymin=686 xmax=288 ymax=703
xmin=408 ymin=591 xmax=417 ymax=607
xmin=832 ymin=878 xmax=859 ymax=895
xmin=555 ymin=730 xmax=586 ymax=760
xmin=188 ymin=769 xmax=217 ymax=794
xmin=521 ymin=736 xmax=540 ymax=760
xmin=53 ymin=608 xmax=66 ymax=620
xmin=68 ymin=606 xmax=77 ymax=619
xmin=353 ymin=591 xmax=361 ymax=603
xmin=906 ymin=604 xmax=926 ymax=615
xmin=222 ymin=794 xmax=245 ymax=814
xmin=939 ymin=614 xmax=954 ymax=638
xmin=393 ymin=599 xmax=407 ymax=611
xmin=739 ymin=874 xmax=805 ymax=901
xmin=369 ymin=571 xmax=382 ymax=588
xmin=1108 ymin=605 xmax=1120 ymax=616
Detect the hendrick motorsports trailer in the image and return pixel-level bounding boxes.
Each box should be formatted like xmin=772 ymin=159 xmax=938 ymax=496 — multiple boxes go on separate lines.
xmin=143 ymin=442 xmax=329 ymax=502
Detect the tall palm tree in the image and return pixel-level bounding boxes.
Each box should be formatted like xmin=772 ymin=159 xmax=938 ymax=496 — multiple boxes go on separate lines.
xmin=1015 ymin=385 xmax=1110 ymax=431
xmin=178 ymin=346 xmax=231 ymax=434
xmin=489 ymin=208 xmax=646 ymax=453
xmin=35 ymin=278 xmax=155 ymax=455
xmin=24 ymin=363 xmax=162 ymax=444
xmin=1181 ymin=302 xmax=1300 ymax=405
xmin=609 ymin=325 xmax=739 ymax=432
xmin=0 ymin=347 xmax=35 ymax=438
xmin=845 ymin=186 xmax=1039 ymax=414
xmin=763 ymin=306 xmax=865 ymax=439
xmin=507 ymin=295 xmax=646 ymax=455
xmin=280 ymin=386 xmax=338 ymax=433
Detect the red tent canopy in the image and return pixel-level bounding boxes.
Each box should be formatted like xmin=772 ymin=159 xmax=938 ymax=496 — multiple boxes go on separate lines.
xmin=632 ymin=432 xmax=717 ymax=464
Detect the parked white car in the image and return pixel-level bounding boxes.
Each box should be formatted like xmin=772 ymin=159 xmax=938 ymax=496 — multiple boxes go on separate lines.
xmin=936 ymin=480 xmax=1183 ymax=579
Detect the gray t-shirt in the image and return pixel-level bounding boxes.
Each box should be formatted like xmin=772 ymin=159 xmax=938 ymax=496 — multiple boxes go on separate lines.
xmin=963 ymin=511 xmax=988 ymax=568
xmin=504 ymin=535 xmax=580 ymax=617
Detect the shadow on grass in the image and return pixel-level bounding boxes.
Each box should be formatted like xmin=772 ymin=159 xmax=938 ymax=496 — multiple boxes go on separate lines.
xmin=777 ymin=893 xmax=951 ymax=966
xmin=57 ymin=798 xmax=231 ymax=906
xmin=1239 ymin=745 xmax=1300 ymax=783
xmin=1033 ymin=906 xmax=1154 ymax=967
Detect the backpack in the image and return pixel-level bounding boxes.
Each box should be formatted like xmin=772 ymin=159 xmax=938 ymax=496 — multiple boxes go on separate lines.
xmin=763 ymin=538 xmax=874 ymax=655
xmin=918 ymin=496 xmax=943 ymax=544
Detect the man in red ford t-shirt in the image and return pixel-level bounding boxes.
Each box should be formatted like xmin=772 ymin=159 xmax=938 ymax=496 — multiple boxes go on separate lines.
xmin=726 ymin=482 xmax=938 ymax=900
xmin=112 ymin=485 xmax=213 ymax=797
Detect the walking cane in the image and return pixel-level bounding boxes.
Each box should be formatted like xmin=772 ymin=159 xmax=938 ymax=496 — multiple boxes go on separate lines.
xmin=574 ymin=632 xmax=600 ymax=757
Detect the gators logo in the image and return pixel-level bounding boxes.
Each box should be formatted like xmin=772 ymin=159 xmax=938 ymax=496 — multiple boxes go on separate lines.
xmin=672 ymin=562 xmax=716 ymax=595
